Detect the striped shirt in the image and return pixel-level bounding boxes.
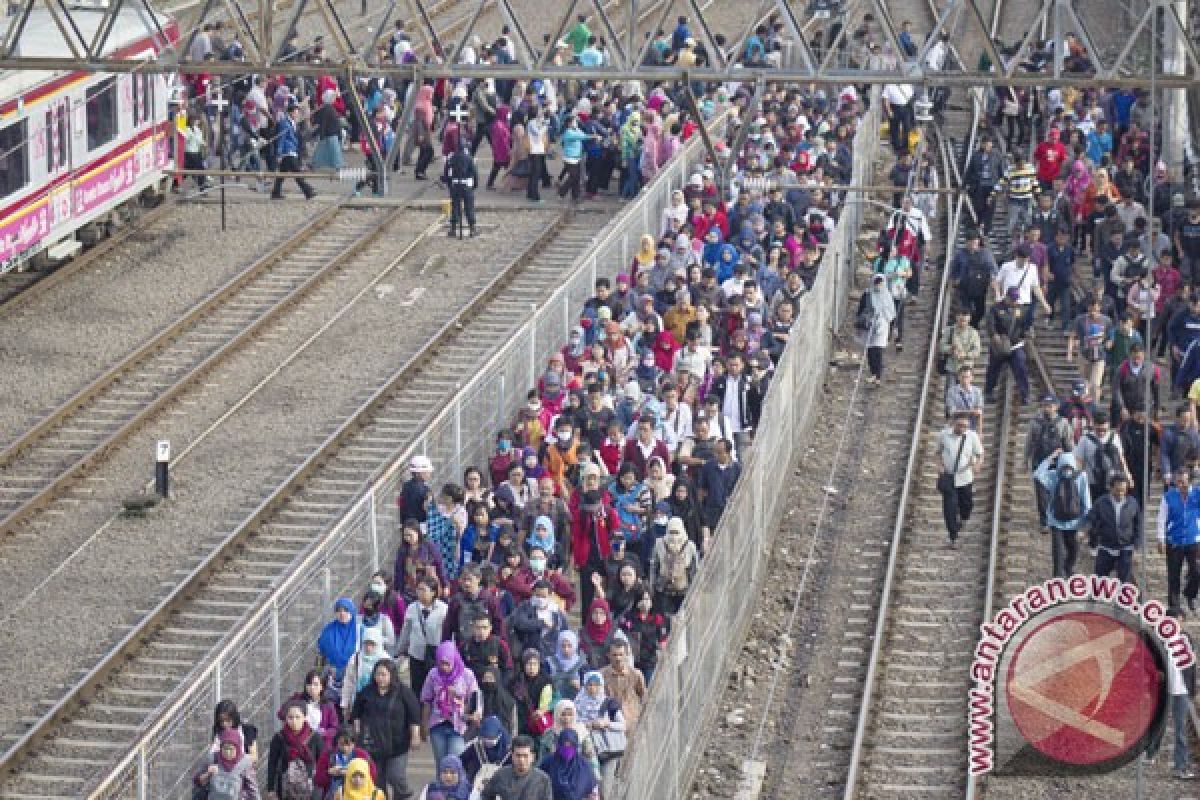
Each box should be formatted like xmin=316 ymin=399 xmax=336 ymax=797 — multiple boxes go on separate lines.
xmin=1002 ymin=163 xmax=1038 ymax=202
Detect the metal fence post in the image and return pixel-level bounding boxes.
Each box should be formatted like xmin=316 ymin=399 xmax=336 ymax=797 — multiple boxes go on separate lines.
xmin=270 ymin=602 xmax=282 ymax=723
xmin=213 ymin=659 xmax=222 ymax=704
xmin=453 ymin=401 xmax=463 ymax=482
xmin=368 ymin=486 xmax=379 ymax=571
xmin=138 ymin=746 xmax=147 ymax=800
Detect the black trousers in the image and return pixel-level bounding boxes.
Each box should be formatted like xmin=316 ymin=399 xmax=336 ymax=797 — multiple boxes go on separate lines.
xmin=1050 ymin=527 xmax=1080 ymax=578
xmin=414 ymin=143 xmax=435 ymax=177
xmin=1166 ymin=543 xmax=1200 ymax=610
xmin=959 ymin=290 xmax=988 ymax=329
xmin=867 ymin=346 xmax=884 ymax=379
xmin=941 ymin=482 xmax=973 ymax=540
xmin=968 ymin=188 xmax=994 ymax=232
xmin=527 ymin=154 xmax=546 ymax=201
xmin=889 ymin=103 xmax=915 ymax=153
xmin=558 ymin=161 xmax=583 ymax=201
xmin=271 ymin=154 xmax=314 ymax=198
xmin=449 ymin=185 xmax=476 ymax=234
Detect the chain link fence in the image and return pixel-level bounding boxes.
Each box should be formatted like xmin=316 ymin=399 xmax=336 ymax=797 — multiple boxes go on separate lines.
xmin=91 ymin=109 xmax=727 ymax=800
xmin=608 ymin=98 xmax=881 ymax=800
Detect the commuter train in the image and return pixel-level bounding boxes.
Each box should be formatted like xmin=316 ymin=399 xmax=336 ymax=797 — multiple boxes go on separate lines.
xmin=0 ymin=3 xmax=180 ymax=273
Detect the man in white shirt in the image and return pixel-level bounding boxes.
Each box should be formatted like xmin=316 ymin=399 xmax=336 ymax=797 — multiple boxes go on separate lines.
xmin=882 ymin=82 xmax=915 ymax=154
xmin=992 ymin=243 xmax=1052 ymax=319
xmin=526 ymin=110 xmax=548 ymax=203
xmin=935 ymin=411 xmax=985 ymax=547
xmin=660 ymin=384 xmax=693 ymax=455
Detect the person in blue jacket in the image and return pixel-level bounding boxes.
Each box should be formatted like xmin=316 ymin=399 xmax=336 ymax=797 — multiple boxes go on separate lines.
xmin=1035 ymin=452 xmax=1092 ymax=578
xmin=271 ymin=100 xmax=316 ymax=200
xmin=1157 ymin=464 xmax=1200 ymax=614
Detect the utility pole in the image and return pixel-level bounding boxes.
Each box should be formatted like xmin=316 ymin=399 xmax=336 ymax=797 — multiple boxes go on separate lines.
xmin=1162 ymin=0 xmax=1189 ymax=179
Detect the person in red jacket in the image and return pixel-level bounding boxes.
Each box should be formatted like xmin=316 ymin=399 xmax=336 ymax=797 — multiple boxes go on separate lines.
xmin=621 ymin=416 xmax=673 ymax=479
xmin=315 ymin=726 xmax=377 ymax=797
xmin=571 ymin=465 xmax=619 ymax=611
xmin=1034 ymin=128 xmax=1067 ymax=192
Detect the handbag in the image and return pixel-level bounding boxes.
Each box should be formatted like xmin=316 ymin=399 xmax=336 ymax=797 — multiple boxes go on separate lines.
xmin=591 ymin=726 xmax=627 ymax=762
xmin=1002 ymin=88 xmax=1019 ymax=116
xmin=937 ymin=433 xmax=968 ymax=495
xmin=470 ymin=739 xmax=509 ymax=793
xmin=527 ymin=709 xmax=554 ymax=736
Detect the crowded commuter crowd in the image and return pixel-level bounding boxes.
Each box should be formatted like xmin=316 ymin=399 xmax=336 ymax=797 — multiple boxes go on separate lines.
xmin=188 ymin=11 xmax=875 ymax=799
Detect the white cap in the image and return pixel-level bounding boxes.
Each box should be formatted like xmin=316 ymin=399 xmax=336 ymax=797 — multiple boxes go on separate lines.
xmin=409 ymin=455 xmax=434 ymax=473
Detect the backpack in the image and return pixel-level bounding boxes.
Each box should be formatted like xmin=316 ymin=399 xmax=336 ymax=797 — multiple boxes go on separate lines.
xmin=1032 ymin=417 xmax=1063 ymax=463
xmin=1087 ymin=432 xmax=1120 ymax=487
xmin=281 ymin=758 xmax=313 ymax=800
xmin=206 ymin=769 xmax=242 ymax=800
xmin=1172 ymin=429 xmax=1198 ymax=472
xmin=1051 ymin=467 xmax=1082 ymax=520
xmin=855 ymin=291 xmax=875 ymax=332
xmin=660 ymin=543 xmax=690 ymax=593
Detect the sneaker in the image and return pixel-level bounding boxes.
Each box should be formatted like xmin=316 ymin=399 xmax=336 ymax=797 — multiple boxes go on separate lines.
xmin=1190 ymin=596 xmax=1197 ymax=613
xmin=895 ymin=341 xmax=904 ymax=351
xmin=1173 ymin=769 xmax=1195 ymax=780
xmin=984 ymin=393 xmax=996 ymax=403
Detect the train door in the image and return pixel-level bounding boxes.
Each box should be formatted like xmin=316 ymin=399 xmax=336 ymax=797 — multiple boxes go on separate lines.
xmin=44 ymin=98 xmax=72 ymax=231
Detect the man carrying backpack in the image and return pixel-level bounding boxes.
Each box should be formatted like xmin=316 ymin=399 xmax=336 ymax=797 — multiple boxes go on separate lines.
xmin=950 ymin=230 xmax=996 ymax=328
xmin=1035 ymin=452 xmax=1092 ymax=578
xmin=1085 ymin=473 xmax=1141 ymax=582
xmin=1074 ymin=411 xmax=1132 ymax=503
xmin=1026 ymin=394 xmax=1075 ymax=532
xmin=1156 ymin=465 xmax=1200 ymax=614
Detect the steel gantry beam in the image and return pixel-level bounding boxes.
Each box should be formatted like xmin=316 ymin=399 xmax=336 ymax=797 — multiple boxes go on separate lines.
xmin=0 ymin=0 xmax=1191 ymax=88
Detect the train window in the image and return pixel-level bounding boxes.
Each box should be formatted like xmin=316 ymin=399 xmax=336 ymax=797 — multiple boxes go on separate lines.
xmin=45 ymin=105 xmax=68 ymax=173
xmin=86 ymin=78 xmax=117 ymax=150
xmin=133 ymin=74 xmax=154 ymax=127
xmin=0 ymin=120 xmax=28 ymax=197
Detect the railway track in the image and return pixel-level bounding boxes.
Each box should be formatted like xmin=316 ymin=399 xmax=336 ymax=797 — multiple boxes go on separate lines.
xmin=0 ymin=207 xmax=605 ymax=799
xmin=0 ymin=206 xmax=395 ymax=536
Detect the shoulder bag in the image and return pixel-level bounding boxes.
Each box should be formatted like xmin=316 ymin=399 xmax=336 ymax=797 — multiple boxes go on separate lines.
xmin=937 ymin=433 xmax=967 ymax=495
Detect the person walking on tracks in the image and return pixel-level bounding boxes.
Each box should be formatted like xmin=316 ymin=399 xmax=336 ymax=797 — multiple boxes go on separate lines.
xmin=858 ymin=274 xmax=896 ymax=387
xmin=1085 ymin=473 xmax=1141 ymax=583
xmin=1075 ymin=410 xmax=1132 ymax=504
xmin=934 ymin=410 xmax=984 ymax=548
xmin=1157 ymin=465 xmax=1200 ymax=615
xmin=1026 ymin=393 xmax=1075 ymax=532
xmin=950 ymin=229 xmax=996 ymax=328
xmin=983 ymin=288 xmax=1031 ymax=405
xmin=271 ymin=100 xmax=316 ymax=201
xmin=445 ymin=141 xmax=479 ymax=238
xmin=1034 ymin=452 xmax=1092 ymax=578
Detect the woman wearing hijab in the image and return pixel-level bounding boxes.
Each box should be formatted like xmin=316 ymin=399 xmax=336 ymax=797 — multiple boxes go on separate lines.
xmin=318 ymin=598 xmax=359 ymax=707
xmin=411 ymin=84 xmax=436 ymax=180
xmin=667 ymin=478 xmax=706 ymax=552
xmin=266 ymin=699 xmax=323 ymax=798
xmin=311 ymin=88 xmax=344 ymax=170
xmin=333 ymin=757 xmax=385 ymax=800
xmin=211 ymin=699 xmax=259 ymax=766
xmin=510 ymin=648 xmax=554 ymax=736
xmin=538 ymin=699 xmax=600 ymax=774
xmin=578 ymin=598 xmax=626 ymax=669
xmin=486 ymin=105 xmax=513 ymax=190
xmin=418 ymin=755 xmax=475 ymax=800
xmin=860 ymin=273 xmax=897 ymax=387
xmin=461 ymin=715 xmax=512 ymax=783
xmin=640 ymin=111 xmax=663 ymax=184
xmin=630 ymin=233 xmax=657 ymax=285
xmin=393 ymin=522 xmax=447 ymax=601
xmin=661 ymin=189 xmax=689 ymax=236
xmin=421 ymin=641 xmax=482 ymax=767
xmin=277 ymin=670 xmax=340 ymax=750
xmin=574 ymin=672 xmax=626 ymax=792
xmin=474 ymin=666 xmax=518 ymax=736
xmin=619 ymin=111 xmax=643 ymax=199
xmin=539 ymin=729 xmax=599 ymax=800
xmin=196 ymin=729 xmax=261 ymax=799
xmin=546 ymin=630 xmax=589 ymax=704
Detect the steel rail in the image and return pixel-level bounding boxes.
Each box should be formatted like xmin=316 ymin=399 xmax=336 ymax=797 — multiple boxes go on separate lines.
xmin=0 ymin=207 xmax=400 ymax=539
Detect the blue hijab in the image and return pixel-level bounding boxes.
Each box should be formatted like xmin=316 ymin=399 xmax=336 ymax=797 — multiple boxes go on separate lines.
xmin=427 ymin=755 xmax=472 ymax=800
xmin=540 ymin=729 xmax=597 ymax=799
xmin=317 ymin=597 xmax=358 ymax=677
xmin=480 ymin=715 xmax=512 ymax=762
xmin=716 ymin=243 xmax=741 ymax=284
xmin=701 ymin=228 xmax=724 ymax=268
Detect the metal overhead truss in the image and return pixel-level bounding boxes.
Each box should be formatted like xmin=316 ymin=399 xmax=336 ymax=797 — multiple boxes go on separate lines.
xmin=0 ymin=0 xmax=1191 ymax=86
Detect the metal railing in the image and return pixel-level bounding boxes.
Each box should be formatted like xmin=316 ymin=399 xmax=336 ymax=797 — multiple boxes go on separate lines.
xmin=91 ymin=112 xmax=730 ymax=800
xmin=608 ymin=98 xmax=881 ymax=800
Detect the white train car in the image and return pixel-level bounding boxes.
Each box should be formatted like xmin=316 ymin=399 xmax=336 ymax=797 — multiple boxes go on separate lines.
xmin=0 ymin=4 xmax=180 ymax=272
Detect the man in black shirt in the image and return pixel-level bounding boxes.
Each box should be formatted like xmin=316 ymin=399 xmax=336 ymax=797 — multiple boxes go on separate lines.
xmin=1173 ymin=205 xmax=1200 ymax=285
